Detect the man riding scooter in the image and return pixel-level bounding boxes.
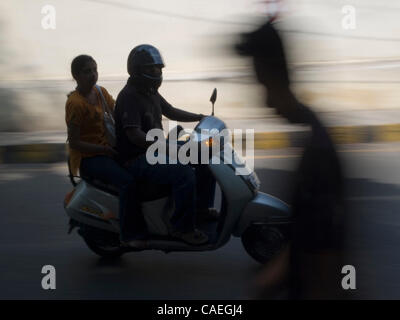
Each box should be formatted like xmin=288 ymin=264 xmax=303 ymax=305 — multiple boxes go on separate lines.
xmin=114 ymin=44 xmax=218 ymax=246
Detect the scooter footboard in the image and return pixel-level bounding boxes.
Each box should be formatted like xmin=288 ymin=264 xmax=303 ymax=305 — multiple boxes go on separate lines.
xmin=233 ymin=192 xmax=291 ymax=237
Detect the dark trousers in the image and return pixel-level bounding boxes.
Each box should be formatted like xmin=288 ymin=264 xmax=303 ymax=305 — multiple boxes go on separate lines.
xmin=125 ymin=153 xmax=216 ymax=233
xmin=80 ymin=156 xmax=145 ymax=241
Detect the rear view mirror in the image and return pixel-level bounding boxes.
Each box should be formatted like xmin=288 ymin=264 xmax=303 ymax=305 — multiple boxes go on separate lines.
xmin=210 ymin=88 xmax=217 ymax=105
xmin=210 ymin=88 xmax=217 ymax=116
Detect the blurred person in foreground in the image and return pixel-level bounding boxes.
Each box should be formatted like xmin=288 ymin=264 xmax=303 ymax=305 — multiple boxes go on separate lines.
xmin=236 ymin=22 xmax=346 ymax=299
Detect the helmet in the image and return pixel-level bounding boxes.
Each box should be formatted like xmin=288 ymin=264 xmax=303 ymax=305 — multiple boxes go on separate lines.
xmin=127 ymin=44 xmax=165 ymax=92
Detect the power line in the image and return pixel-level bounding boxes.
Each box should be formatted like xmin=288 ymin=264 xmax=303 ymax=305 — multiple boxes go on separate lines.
xmin=280 ymin=29 xmax=400 ymax=42
xmin=82 ymin=0 xmax=254 ymax=26
xmin=299 ymin=0 xmax=400 ymax=12
xmin=81 ymin=0 xmax=400 ymax=42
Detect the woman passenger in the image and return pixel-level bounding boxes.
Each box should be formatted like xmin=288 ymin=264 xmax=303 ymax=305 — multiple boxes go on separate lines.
xmin=65 ymin=54 xmax=146 ymax=246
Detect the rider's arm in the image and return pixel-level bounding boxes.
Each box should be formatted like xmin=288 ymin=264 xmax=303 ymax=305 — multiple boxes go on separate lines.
xmin=120 ymin=97 xmax=157 ymax=149
xmin=67 ymin=123 xmax=115 ymax=156
xmin=160 ymin=95 xmax=204 ymax=122
xmin=124 ymin=127 xmax=155 ymax=149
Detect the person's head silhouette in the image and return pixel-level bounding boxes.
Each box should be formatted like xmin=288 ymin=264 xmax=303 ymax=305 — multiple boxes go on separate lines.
xmin=236 ymin=21 xmax=310 ymax=124
xmin=236 ymin=22 xmax=289 ymax=87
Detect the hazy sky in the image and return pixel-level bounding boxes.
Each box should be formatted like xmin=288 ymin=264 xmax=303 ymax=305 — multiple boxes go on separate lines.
xmin=1 ymin=0 xmax=400 ymax=131
xmin=0 ymin=0 xmax=257 ymax=80
xmin=1 ymin=0 xmax=400 ymax=81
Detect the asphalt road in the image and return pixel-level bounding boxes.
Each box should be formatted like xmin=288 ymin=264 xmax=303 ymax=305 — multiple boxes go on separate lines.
xmin=0 ymin=142 xmax=399 ymax=299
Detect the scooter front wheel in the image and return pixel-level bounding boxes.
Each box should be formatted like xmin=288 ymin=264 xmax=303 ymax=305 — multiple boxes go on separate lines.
xmin=241 ymin=224 xmax=289 ymax=264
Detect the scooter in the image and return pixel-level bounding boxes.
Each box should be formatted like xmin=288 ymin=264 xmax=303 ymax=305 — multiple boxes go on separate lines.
xmin=63 ymin=89 xmax=292 ymax=264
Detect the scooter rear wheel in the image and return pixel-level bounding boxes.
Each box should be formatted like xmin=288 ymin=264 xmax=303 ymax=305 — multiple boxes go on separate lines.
xmin=82 ymin=236 xmax=125 ymax=259
xmin=241 ymin=224 xmax=289 ymax=264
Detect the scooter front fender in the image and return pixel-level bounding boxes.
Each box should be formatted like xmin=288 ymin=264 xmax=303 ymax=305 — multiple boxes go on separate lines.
xmin=233 ymin=191 xmax=291 ymax=237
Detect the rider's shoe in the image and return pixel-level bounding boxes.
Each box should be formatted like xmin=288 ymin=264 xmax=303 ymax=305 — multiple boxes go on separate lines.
xmin=197 ymin=208 xmax=220 ymax=221
xmin=169 ymin=228 xmax=209 ymax=245
xmin=120 ymin=232 xmax=148 ymax=249
xmin=120 ymin=239 xmax=148 ymax=249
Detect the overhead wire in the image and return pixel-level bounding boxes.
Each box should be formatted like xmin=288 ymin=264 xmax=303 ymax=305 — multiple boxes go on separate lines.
xmin=82 ymin=0 xmax=400 ymax=42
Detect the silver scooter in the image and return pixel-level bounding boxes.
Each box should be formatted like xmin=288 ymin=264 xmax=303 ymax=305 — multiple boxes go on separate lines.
xmin=63 ymin=89 xmax=292 ymax=264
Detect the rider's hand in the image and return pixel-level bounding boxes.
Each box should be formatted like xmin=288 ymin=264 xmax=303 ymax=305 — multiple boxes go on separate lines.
xmin=104 ymin=146 xmax=118 ymax=158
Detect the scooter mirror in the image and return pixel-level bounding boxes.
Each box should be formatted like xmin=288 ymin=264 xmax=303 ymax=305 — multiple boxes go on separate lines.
xmin=210 ymin=88 xmax=217 ymax=105
xmin=210 ymin=88 xmax=217 ymax=116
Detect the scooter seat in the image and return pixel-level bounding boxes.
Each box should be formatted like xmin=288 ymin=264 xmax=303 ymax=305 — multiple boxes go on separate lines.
xmin=81 ymin=175 xmax=119 ymax=196
xmin=81 ymin=175 xmax=170 ymax=202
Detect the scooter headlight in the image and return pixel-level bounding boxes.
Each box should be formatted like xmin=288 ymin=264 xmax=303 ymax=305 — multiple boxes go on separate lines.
xmin=204 ymin=137 xmax=213 ymax=147
xmin=202 ymin=136 xmax=225 ymax=154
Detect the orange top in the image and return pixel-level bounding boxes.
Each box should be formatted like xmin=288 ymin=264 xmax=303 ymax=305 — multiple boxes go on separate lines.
xmin=65 ymin=86 xmax=115 ymax=175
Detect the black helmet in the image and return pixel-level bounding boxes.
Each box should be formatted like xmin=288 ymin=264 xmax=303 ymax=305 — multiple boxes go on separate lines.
xmin=127 ymin=44 xmax=165 ymax=92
